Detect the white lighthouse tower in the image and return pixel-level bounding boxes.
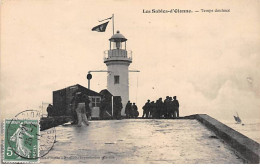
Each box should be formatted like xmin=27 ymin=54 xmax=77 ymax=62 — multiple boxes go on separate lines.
xmin=104 ymin=30 xmax=132 ymax=115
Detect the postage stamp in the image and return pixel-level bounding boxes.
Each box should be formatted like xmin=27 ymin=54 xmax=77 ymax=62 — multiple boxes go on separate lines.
xmin=4 ymin=119 xmax=40 ymax=163
xmin=2 ymin=110 xmax=56 ymax=163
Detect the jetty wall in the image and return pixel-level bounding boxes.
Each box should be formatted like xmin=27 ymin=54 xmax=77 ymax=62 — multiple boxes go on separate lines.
xmin=40 ymin=116 xmax=72 ymax=131
xmin=183 ymin=114 xmax=260 ymax=164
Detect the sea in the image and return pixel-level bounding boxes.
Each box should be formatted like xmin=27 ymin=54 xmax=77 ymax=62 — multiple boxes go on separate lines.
xmin=221 ymin=118 xmax=260 ymax=143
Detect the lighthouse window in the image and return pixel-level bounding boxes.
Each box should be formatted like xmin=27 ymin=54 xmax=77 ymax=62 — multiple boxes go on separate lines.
xmin=114 ymin=75 xmax=120 ymax=84
xmin=113 ymin=42 xmax=121 ymax=49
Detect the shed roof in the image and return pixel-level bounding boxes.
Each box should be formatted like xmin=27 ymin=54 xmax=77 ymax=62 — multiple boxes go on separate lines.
xmin=54 ymin=84 xmax=101 ymax=97
xmin=99 ymin=89 xmax=113 ymax=97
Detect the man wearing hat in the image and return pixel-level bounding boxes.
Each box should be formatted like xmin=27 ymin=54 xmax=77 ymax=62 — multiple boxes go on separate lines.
xmin=125 ymin=101 xmax=131 ymax=118
xmin=142 ymin=99 xmax=150 ymax=119
xmin=132 ymin=103 xmax=139 ymax=118
xmin=164 ymin=96 xmax=171 ymax=118
xmin=172 ymin=96 xmax=179 ymax=118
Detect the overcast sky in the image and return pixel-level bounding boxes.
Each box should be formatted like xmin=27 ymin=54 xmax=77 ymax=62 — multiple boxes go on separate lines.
xmin=1 ymin=0 xmax=260 ymax=122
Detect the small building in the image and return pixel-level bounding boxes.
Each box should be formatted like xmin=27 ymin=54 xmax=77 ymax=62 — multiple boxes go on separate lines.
xmin=100 ymin=89 xmax=113 ymax=99
xmin=53 ymin=84 xmax=102 ymax=118
xmin=99 ymin=89 xmax=123 ymax=119
xmin=99 ymin=89 xmax=113 ymax=118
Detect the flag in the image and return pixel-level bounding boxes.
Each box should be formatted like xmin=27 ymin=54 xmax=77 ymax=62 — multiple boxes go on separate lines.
xmin=91 ymin=21 xmax=109 ymax=32
xmin=99 ymin=16 xmax=112 ymax=22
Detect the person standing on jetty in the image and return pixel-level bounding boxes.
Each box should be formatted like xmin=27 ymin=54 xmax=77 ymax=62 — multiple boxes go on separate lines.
xmin=129 ymin=103 xmax=134 ymax=118
xmin=47 ymin=104 xmax=54 ymax=117
xmin=150 ymin=101 xmax=157 ymax=118
xmin=164 ymin=96 xmax=171 ymax=118
xmin=168 ymin=97 xmax=175 ymax=118
xmin=132 ymin=103 xmax=139 ymax=118
xmin=156 ymin=98 xmax=164 ymax=118
xmin=83 ymin=94 xmax=91 ymax=120
xmin=125 ymin=101 xmax=131 ymax=118
xmin=173 ymin=96 xmax=180 ymax=118
xmin=74 ymin=92 xmax=89 ymax=127
xmin=142 ymin=99 xmax=151 ymax=118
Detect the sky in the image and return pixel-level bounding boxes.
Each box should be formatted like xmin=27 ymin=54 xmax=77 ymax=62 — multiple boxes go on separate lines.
xmin=1 ymin=0 xmax=260 ymax=122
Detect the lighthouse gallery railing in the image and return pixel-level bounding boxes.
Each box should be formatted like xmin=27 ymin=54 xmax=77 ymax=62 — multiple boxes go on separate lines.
xmin=104 ymin=49 xmax=132 ymax=61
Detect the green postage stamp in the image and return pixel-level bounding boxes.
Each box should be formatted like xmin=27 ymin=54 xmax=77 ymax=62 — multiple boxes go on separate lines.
xmin=4 ymin=119 xmax=40 ymax=163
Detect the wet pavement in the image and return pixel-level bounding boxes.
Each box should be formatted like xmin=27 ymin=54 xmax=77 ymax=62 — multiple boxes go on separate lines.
xmin=40 ymin=119 xmax=244 ymax=164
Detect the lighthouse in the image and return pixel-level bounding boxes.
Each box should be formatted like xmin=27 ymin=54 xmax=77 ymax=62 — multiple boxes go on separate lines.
xmin=104 ymin=30 xmax=132 ymax=115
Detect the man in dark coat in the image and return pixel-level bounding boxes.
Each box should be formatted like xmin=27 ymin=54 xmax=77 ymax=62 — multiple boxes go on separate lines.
xmin=83 ymin=94 xmax=91 ymax=119
xmin=172 ymin=96 xmax=180 ymax=118
xmin=142 ymin=100 xmax=151 ymax=118
xmin=125 ymin=101 xmax=131 ymax=118
xmin=47 ymin=104 xmax=54 ymax=117
xmin=132 ymin=103 xmax=139 ymax=118
xmin=129 ymin=103 xmax=134 ymax=118
xmin=70 ymin=93 xmax=78 ymax=124
xmin=167 ymin=97 xmax=175 ymax=118
xmin=150 ymin=101 xmax=157 ymax=118
xmin=100 ymin=97 xmax=107 ymax=119
xmin=156 ymin=98 xmax=164 ymax=119
xmin=164 ymin=96 xmax=171 ymax=118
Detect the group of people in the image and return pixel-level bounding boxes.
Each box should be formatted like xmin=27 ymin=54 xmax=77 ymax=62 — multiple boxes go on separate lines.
xmin=125 ymin=101 xmax=139 ymax=118
xmin=47 ymin=93 xmax=180 ymax=125
xmin=142 ymin=96 xmax=179 ymax=119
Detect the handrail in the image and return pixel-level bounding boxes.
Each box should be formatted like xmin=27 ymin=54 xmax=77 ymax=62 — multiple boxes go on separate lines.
xmin=104 ymin=49 xmax=132 ymax=60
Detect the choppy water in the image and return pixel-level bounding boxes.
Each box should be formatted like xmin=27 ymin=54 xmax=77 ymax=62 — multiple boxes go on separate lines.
xmin=222 ymin=120 xmax=260 ymax=143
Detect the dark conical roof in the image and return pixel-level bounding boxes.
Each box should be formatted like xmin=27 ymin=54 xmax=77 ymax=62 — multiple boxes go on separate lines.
xmin=99 ymin=89 xmax=113 ymax=97
xmin=109 ymin=30 xmax=127 ymax=42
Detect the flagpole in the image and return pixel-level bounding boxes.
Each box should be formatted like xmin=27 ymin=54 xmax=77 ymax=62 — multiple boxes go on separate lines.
xmin=112 ymin=14 xmax=114 ymax=35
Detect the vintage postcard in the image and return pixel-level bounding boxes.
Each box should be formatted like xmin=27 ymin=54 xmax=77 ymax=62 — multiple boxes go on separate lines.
xmin=1 ymin=0 xmax=259 ymax=164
